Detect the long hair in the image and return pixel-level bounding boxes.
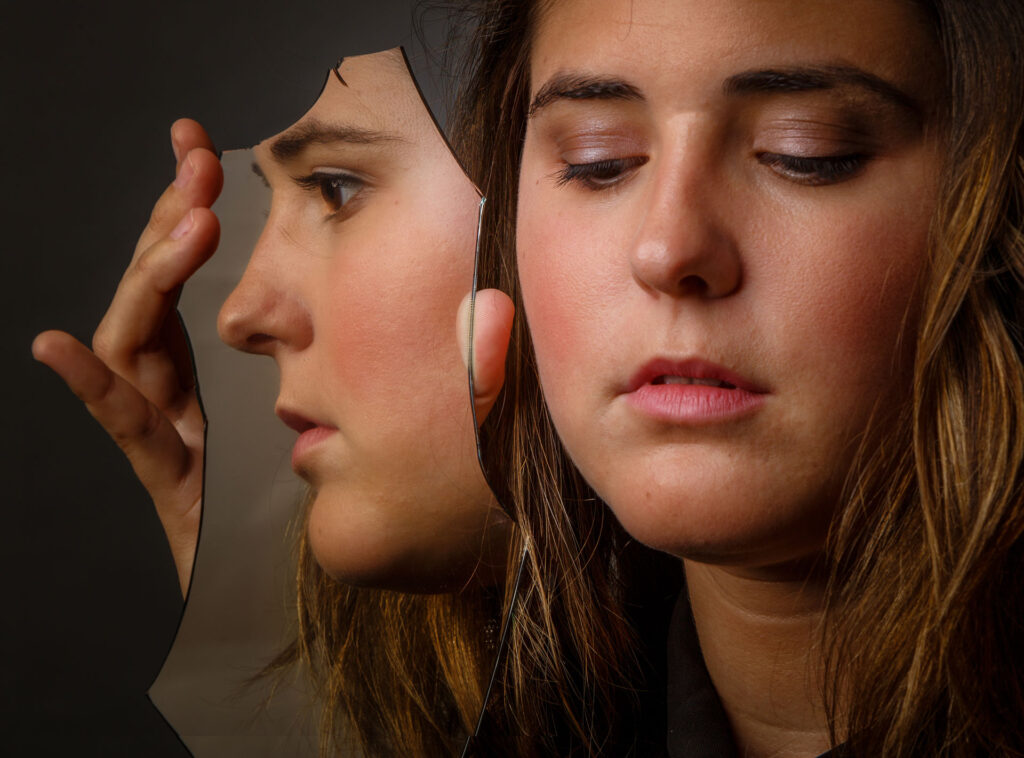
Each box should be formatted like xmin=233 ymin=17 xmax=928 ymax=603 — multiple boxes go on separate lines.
xmin=447 ymin=1 xmax=679 ymax=755
xmin=263 ymin=490 xmax=498 ymax=757
xmin=448 ymin=0 xmax=1024 ymax=755
xmin=824 ymin=3 xmax=1024 ymax=756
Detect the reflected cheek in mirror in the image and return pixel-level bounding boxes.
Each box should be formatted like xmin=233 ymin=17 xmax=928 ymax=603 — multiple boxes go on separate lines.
xmin=225 ymin=159 xmax=506 ymax=594
xmin=298 ymin=199 xmax=511 ymax=592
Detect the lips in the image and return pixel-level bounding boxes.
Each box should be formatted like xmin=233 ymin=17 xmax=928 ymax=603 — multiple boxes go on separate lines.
xmin=276 ymin=407 xmax=321 ymax=434
xmin=276 ymin=406 xmax=338 ymax=471
xmin=623 ymin=357 xmax=767 ymax=424
xmin=625 ymin=358 xmax=766 ymax=394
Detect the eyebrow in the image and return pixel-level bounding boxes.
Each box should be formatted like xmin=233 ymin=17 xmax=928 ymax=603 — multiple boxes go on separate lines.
xmin=268 ymin=118 xmax=401 ymax=161
xmin=723 ymin=65 xmax=921 ymax=115
xmin=529 ymin=64 xmax=921 ymax=119
xmin=529 ymin=74 xmax=643 ymax=116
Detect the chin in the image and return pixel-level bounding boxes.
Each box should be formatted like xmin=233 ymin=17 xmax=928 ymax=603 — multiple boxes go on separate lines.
xmin=589 ymin=460 xmax=838 ymax=571
xmin=305 ymin=486 xmax=511 ymax=594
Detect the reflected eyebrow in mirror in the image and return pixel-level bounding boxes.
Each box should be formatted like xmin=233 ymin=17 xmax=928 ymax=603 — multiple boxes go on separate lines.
xmin=268 ymin=117 xmax=404 ymax=161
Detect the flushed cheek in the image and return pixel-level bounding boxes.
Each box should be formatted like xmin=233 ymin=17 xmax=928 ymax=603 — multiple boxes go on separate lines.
xmin=518 ymin=193 xmax=630 ymax=406
xmin=320 ymin=225 xmax=474 ymax=429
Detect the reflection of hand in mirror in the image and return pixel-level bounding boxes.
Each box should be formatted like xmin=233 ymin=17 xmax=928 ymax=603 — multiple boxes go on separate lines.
xmin=217 ymin=49 xmax=509 ymax=593
xmin=32 ymin=120 xmax=223 ymax=595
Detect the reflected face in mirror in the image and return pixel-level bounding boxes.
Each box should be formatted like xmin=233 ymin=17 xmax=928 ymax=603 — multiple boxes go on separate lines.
xmin=218 ymin=49 xmax=507 ymax=592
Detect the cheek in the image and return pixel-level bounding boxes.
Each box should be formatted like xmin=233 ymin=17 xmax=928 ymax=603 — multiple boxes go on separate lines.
xmin=517 ymin=175 xmax=628 ymax=401
xmin=320 ymin=189 xmax=480 ymax=418
xmin=761 ymin=190 xmax=931 ymax=404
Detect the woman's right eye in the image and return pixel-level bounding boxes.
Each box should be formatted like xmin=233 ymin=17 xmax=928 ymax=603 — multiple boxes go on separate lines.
xmin=555 ymin=156 xmax=649 ymax=190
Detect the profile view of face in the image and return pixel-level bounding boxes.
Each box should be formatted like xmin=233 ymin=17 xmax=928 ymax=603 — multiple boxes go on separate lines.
xmin=218 ymin=49 xmax=507 ymax=591
xmin=517 ymin=0 xmax=942 ymax=568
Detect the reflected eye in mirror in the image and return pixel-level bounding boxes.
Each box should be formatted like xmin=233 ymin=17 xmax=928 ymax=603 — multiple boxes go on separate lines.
xmin=295 ymin=169 xmax=367 ymax=217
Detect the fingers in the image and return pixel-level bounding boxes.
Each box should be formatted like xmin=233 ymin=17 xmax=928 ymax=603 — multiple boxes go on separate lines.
xmin=136 ymin=145 xmax=223 ymax=258
xmin=93 ymin=207 xmax=219 ymax=406
xmin=458 ymin=289 xmax=515 ymax=424
xmin=31 ymin=330 xmax=201 ymax=594
xmin=170 ymin=117 xmax=216 ymax=170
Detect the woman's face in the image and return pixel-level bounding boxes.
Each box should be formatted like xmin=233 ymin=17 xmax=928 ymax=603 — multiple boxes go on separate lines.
xmin=517 ymin=0 xmax=942 ymax=570
xmin=218 ymin=50 xmax=507 ymax=591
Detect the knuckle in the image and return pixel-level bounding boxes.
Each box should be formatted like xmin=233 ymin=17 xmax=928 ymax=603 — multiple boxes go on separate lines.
xmin=115 ymin=400 xmax=163 ymax=445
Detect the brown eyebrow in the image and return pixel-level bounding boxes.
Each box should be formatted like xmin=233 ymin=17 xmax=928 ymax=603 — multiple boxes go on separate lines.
xmin=723 ymin=65 xmax=921 ymax=116
xmin=529 ymin=73 xmax=643 ymax=116
xmin=268 ymin=118 xmax=402 ymax=161
xmin=529 ymin=65 xmax=923 ymax=121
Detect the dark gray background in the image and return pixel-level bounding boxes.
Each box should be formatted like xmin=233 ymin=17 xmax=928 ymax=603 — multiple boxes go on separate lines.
xmin=2 ymin=2 xmax=460 ymax=754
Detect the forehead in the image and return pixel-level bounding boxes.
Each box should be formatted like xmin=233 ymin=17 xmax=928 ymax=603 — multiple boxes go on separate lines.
xmin=530 ymin=0 xmax=939 ymax=100
xmin=306 ymin=50 xmax=430 ymax=138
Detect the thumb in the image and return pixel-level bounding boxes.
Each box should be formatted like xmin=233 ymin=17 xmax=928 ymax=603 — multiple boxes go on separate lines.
xmin=457 ymin=289 xmax=514 ymax=424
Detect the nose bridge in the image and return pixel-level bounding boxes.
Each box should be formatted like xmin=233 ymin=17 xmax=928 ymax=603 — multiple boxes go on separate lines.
xmin=628 ymin=128 xmax=741 ymax=299
xmin=217 ymin=215 xmax=314 ymax=354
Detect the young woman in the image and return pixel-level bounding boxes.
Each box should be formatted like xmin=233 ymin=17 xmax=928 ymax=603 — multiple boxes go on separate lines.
xmin=453 ymin=0 xmax=1024 ymax=755
xmin=33 ymin=49 xmax=515 ymax=756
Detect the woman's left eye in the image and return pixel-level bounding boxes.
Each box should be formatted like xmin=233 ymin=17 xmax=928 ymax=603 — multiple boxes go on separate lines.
xmin=757 ymin=152 xmax=869 ymax=186
xmin=296 ymin=171 xmax=366 ymax=215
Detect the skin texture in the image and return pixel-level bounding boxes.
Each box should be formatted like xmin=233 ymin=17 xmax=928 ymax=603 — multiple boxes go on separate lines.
xmin=518 ymin=0 xmax=941 ymax=570
xmin=218 ymin=50 xmax=508 ymax=592
xmin=512 ymin=0 xmax=943 ymax=754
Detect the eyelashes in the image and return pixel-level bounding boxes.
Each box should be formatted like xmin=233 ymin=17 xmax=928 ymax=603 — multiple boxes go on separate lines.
xmin=294 ymin=170 xmax=367 ymax=218
xmin=554 ymin=152 xmax=870 ymax=190
xmin=556 ymin=156 xmax=649 ymax=189
xmin=756 ymin=152 xmax=868 ymax=185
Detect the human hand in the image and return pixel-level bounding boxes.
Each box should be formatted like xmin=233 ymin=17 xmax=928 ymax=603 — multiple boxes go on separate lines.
xmin=32 ymin=119 xmax=223 ymax=597
xmin=458 ymin=288 xmax=515 ymax=425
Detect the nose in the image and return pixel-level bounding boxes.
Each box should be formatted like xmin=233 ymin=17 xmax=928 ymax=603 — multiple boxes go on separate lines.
xmin=628 ymin=156 xmax=741 ymax=299
xmin=217 ymin=226 xmax=314 ymax=355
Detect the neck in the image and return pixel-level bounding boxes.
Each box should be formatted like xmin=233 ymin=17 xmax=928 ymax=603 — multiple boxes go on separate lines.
xmin=683 ymin=558 xmax=832 ymax=758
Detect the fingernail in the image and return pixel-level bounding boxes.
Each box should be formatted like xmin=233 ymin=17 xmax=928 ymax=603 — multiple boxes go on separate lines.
xmin=170 ymin=210 xmax=195 ymax=240
xmin=174 ymin=153 xmax=196 ymax=188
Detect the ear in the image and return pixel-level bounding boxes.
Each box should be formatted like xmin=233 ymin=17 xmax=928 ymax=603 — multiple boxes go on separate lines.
xmin=457 ymin=289 xmax=514 ymax=424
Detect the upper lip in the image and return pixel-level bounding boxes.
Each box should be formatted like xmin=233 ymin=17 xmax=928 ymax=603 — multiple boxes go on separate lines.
xmin=275 ymin=406 xmax=331 ymax=434
xmin=624 ymin=357 xmax=768 ymax=394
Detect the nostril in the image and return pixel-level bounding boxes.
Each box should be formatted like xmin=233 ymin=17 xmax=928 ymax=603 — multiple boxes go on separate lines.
xmin=677 ymin=275 xmax=709 ymax=296
xmin=242 ymin=333 xmax=277 ymax=354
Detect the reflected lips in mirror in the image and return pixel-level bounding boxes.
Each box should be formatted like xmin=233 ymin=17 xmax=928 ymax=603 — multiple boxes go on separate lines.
xmin=276 ymin=407 xmax=338 ymax=470
xmin=623 ymin=357 xmax=768 ymax=424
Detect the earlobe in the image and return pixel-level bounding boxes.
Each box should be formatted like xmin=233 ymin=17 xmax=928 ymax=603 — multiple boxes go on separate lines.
xmin=457 ymin=289 xmax=514 ymax=424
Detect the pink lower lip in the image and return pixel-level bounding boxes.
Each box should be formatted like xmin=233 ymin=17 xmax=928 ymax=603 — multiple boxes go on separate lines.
xmin=291 ymin=426 xmax=336 ymax=469
xmin=625 ymin=383 xmax=765 ymax=423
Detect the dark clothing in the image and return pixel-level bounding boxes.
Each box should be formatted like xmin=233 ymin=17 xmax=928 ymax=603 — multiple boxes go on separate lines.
xmin=664 ymin=590 xmax=842 ymax=758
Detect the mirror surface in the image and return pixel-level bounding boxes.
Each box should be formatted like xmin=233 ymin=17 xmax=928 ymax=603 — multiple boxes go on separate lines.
xmin=156 ymin=49 xmax=514 ymax=756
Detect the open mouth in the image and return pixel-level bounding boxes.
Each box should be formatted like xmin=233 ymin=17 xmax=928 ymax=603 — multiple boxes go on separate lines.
xmin=650 ymin=375 xmax=738 ymax=389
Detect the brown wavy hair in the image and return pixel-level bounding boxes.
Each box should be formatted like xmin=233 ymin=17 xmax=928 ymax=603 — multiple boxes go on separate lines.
xmin=448 ymin=0 xmax=679 ymax=755
xmin=447 ymin=0 xmax=1024 ymax=755
xmin=264 ymin=489 xmax=502 ymax=757
xmin=824 ymin=2 xmax=1024 ymax=755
